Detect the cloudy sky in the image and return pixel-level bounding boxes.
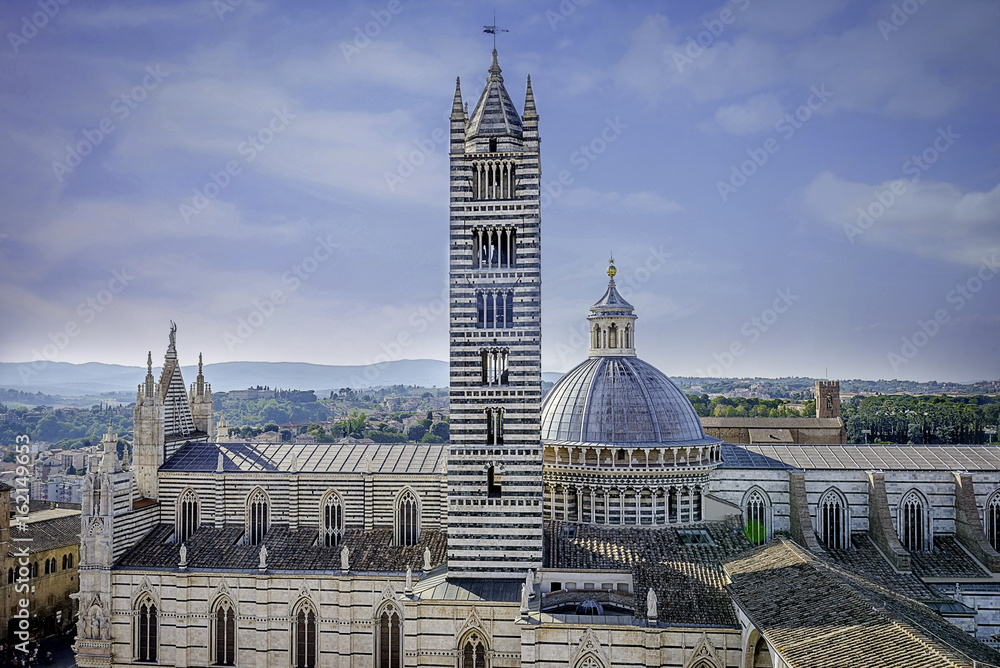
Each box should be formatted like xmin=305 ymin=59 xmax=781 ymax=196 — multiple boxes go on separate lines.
xmin=1 ymin=0 xmax=998 ymax=382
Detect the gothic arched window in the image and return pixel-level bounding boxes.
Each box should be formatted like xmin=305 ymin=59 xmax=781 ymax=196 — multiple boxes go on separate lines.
xmin=246 ymin=488 xmax=269 ymax=546
xmin=986 ymin=492 xmax=1000 ymax=551
xmin=213 ymin=598 xmax=236 ymax=666
xmin=321 ymin=491 xmax=344 ymax=547
xmin=176 ymin=488 xmax=199 ymax=544
xmin=395 ymin=489 xmax=419 ymax=546
xmin=460 ymin=631 xmax=488 ymax=668
xmin=375 ymin=604 xmax=402 ymax=668
xmin=135 ymin=596 xmax=158 ymax=662
xmin=576 ymin=656 xmax=604 ymax=668
xmin=819 ymin=488 xmax=849 ymax=550
xmin=743 ymin=489 xmax=769 ymax=545
xmin=899 ymin=489 xmax=929 ymax=552
xmin=292 ymin=601 xmax=317 ymax=668
xmin=485 ymin=407 xmax=504 ymax=445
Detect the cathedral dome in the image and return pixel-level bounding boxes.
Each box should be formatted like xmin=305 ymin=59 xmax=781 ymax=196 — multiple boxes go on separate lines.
xmin=540 ymin=259 xmax=716 ymax=446
xmin=540 ymin=355 xmax=711 ymax=445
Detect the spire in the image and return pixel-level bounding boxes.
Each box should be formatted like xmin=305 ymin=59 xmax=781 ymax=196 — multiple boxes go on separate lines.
xmin=147 ymin=351 xmax=153 ymax=375
xmin=165 ymin=321 xmax=177 ymax=361
xmin=466 ymin=49 xmax=522 ymax=138
xmin=523 ymin=74 xmax=537 ymax=118
xmin=100 ymin=419 xmax=122 ymax=473
xmin=198 ymin=352 xmax=203 ymax=376
xmin=451 ymin=77 xmax=465 ymax=120
xmin=489 ymin=48 xmax=501 ymax=77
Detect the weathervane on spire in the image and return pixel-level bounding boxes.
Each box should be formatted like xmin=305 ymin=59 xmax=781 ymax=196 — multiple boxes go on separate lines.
xmin=483 ymin=12 xmax=509 ymax=50
xmin=608 ymin=254 xmax=617 ymax=279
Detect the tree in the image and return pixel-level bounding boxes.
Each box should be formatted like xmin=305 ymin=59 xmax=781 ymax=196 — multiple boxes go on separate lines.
xmin=430 ymin=421 xmax=449 ymax=441
xmin=406 ymin=424 xmax=427 ymax=442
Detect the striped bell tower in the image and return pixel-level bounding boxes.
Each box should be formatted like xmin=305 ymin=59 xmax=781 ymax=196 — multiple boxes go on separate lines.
xmin=446 ymin=49 xmax=543 ymax=578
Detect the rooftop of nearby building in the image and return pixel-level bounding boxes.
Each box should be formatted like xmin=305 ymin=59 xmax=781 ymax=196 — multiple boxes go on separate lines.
xmin=721 ymin=443 xmax=1000 ymax=471
xmin=702 ymin=417 xmax=844 ymax=428
xmin=7 ymin=512 xmax=80 ymax=555
xmin=161 ymin=440 xmax=446 ymax=474
xmin=543 ymin=520 xmax=752 ymax=627
xmin=116 ymin=524 xmax=446 ymax=573
xmin=724 ymin=539 xmax=1000 ymax=668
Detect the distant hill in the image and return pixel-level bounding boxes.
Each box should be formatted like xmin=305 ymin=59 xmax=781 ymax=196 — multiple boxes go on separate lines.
xmin=0 ymin=359 xmax=450 ymax=396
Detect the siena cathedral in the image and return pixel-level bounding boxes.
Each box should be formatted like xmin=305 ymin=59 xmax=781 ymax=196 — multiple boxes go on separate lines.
xmin=75 ymin=50 xmax=1000 ymax=668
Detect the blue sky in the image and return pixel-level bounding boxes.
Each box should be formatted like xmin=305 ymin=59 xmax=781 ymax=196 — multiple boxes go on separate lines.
xmin=1 ymin=0 xmax=998 ymax=382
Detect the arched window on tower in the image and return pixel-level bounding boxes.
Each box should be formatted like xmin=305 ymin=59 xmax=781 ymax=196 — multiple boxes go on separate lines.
xmin=899 ymin=489 xmax=929 ymax=552
xmin=489 ymin=138 xmax=497 ymax=152
xmin=292 ymin=601 xmax=317 ymax=668
xmin=485 ymin=408 xmax=504 ymax=445
xmin=459 ymin=631 xmax=488 ymax=668
xmin=575 ymin=656 xmax=604 ymax=668
xmin=213 ymin=597 xmax=236 ymax=666
xmin=246 ymin=488 xmax=270 ymax=546
xmin=320 ymin=491 xmax=344 ymax=547
xmin=743 ymin=489 xmax=770 ymax=545
xmin=487 ymin=464 xmax=501 ymax=499
xmin=134 ymin=596 xmax=158 ymax=662
xmin=608 ymin=323 xmax=618 ymax=348
xmin=375 ymin=604 xmax=402 ymax=668
xmin=176 ymin=488 xmax=199 ymax=544
xmin=818 ymin=488 xmax=849 ymax=550
xmin=395 ymin=490 xmax=419 ymax=546
xmin=985 ymin=492 xmax=1000 ymax=551
xmin=481 ymin=348 xmax=509 ymax=386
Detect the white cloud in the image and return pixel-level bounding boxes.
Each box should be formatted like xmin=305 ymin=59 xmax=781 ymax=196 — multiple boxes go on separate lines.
xmin=705 ymin=93 xmax=785 ymax=135
xmin=801 ymin=171 xmax=1000 ymax=266
xmin=555 ymin=188 xmax=684 ymax=215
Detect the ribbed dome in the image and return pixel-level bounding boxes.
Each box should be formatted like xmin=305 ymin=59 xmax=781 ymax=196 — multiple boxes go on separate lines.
xmin=541 ymin=356 xmax=712 ymax=445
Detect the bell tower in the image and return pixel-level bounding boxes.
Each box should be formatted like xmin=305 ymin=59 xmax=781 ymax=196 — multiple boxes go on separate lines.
xmin=446 ymin=49 xmax=543 ymax=578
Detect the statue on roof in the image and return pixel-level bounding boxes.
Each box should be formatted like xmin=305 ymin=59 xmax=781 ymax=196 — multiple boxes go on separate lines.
xmin=646 ymin=588 xmax=657 ymax=620
xmin=169 ymin=321 xmax=176 ymax=348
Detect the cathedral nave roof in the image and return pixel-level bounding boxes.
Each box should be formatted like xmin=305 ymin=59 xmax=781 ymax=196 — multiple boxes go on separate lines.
xmin=116 ymin=524 xmax=446 ymax=573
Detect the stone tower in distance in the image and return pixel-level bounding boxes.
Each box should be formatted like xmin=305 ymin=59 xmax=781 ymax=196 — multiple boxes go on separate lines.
xmin=446 ymin=49 xmax=543 ymax=578
xmin=816 ymin=380 xmax=841 ymax=419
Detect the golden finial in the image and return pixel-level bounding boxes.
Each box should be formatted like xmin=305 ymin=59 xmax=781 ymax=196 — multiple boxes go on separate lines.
xmin=607 ymin=255 xmax=617 ymax=278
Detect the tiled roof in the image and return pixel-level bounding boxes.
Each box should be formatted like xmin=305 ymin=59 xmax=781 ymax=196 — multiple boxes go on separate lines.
xmin=911 ymin=535 xmax=990 ymax=579
xmin=116 ymin=523 xmax=446 ymax=573
xmin=544 ymin=520 xmax=752 ymax=626
xmin=721 ymin=443 xmax=1000 ymax=471
xmin=161 ymin=440 xmax=446 ymax=474
xmin=8 ymin=513 xmax=80 ymax=555
xmin=0 ymin=481 xmax=14 ymax=492
xmin=725 ymin=539 xmax=1000 ymax=668
xmin=824 ymin=534 xmax=932 ymax=599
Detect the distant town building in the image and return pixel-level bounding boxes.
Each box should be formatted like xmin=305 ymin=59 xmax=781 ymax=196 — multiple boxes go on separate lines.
xmin=0 ymin=485 xmax=80 ymax=639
